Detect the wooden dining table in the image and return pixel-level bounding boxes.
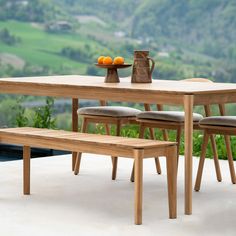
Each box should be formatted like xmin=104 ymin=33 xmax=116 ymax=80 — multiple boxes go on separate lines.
xmin=1 ymin=75 xmax=236 ymax=215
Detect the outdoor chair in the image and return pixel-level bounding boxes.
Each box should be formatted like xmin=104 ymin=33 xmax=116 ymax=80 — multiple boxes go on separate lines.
xmin=73 ymin=100 xmax=163 ymax=179
xmin=194 ymin=116 xmax=236 ymax=191
xmin=130 ymin=78 xmax=223 ymax=182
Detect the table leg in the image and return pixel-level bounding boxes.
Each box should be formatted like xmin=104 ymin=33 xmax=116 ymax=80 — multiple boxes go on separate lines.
xmin=134 ymin=149 xmax=144 ymax=225
xmin=72 ymin=98 xmax=79 ymax=171
xmin=184 ymin=95 xmax=193 ymax=215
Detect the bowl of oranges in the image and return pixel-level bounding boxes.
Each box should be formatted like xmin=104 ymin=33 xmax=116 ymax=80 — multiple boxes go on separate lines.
xmin=95 ymin=56 xmax=132 ymax=83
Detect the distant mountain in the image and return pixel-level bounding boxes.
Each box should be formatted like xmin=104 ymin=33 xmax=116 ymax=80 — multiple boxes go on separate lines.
xmin=2 ymin=0 xmax=235 ymax=61
xmin=60 ymin=0 xmax=236 ymax=61
xmin=61 ymin=0 xmax=236 ymax=81
xmin=131 ymin=0 xmax=236 ymax=60
xmin=0 ymin=0 xmax=236 ymax=82
xmin=0 ymin=0 xmax=57 ymax=22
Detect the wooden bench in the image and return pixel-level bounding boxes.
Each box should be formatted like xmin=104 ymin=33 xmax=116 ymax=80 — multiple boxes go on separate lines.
xmin=0 ymin=127 xmax=177 ymax=225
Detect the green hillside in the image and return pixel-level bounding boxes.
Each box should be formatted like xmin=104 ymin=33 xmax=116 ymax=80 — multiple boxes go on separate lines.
xmin=56 ymin=0 xmax=236 ymax=82
xmin=0 ymin=19 xmax=117 ymax=77
xmin=0 ymin=0 xmax=236 ymax=82
xmin=131 ymin=0 xmax=236 ymax=59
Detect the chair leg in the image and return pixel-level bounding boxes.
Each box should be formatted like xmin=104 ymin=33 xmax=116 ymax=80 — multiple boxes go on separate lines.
xmin=194 ymin=133 xmax=209 ymax=191
xmin=175 ymin=127 xmax=182 ymax=167
xmin=149 ymin=127 xmax=161 ymax=175
xmin=74 ymin=118 xmax=88 ymax=175
xmin=99 ymin=100 xmax=116 ymax=175
xmin=103 ymin=123 xmax=117 ymax=169
xmin=130 ymin=124 xmax=145 ymax=182
xmin=166 ymin=146 xmax=177 ymax=219
xmin=111 ymin=120 xmax=120 ymax=180
xmin=204 ymin=104 xmax=222 ymax=182
xmin=209 ymin=134 xmax=222 ymax=182
xmin=105 ymin=123 xmax=110 ymax=135
xmin=224 ymin=135 xmax=236 ymax=184
xmin=103 ymin=123 xmax=114 ymax=171
xmin=162 ymin=128 xmax=169 ymax=140
xmin=154 ymin=158 xmax=161 ymax=174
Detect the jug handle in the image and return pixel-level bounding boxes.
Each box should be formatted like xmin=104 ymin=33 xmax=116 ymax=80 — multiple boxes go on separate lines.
xmin=147 ymin=57 xmax=155 ymax=75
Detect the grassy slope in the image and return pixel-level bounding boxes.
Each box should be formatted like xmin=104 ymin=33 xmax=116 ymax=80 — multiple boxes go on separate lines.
xmin=0 ymin=21 xmax=108 ymax=74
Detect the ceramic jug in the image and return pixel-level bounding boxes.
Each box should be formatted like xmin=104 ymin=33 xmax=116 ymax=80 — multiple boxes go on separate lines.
xmin=131 ymin=50 xmax=155 ymax=83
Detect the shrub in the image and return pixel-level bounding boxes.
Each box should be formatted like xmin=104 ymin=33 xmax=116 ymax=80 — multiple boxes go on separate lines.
xmin=0 ymin=28 xmax=21 ymax=45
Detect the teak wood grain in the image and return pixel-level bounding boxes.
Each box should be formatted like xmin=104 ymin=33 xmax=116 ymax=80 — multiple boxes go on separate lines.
xmin=0 ymin=127 xmax=175 ymax=158
xmin=2 ymin=75 xmax=236 ymax=215
xmin=0 ymin=127 xmax=177 ymax=225
xmin=1 ymin=75 xmax=236 ymax=105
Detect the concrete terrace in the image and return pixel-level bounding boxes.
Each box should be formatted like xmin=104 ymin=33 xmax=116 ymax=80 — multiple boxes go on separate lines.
xmin=0 ymin=154 xmax=235 ymax=236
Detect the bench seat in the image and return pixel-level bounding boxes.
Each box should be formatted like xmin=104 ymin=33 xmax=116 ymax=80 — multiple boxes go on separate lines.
xmin=0 ymin=127 xmax=177 ymax=225
xmin=0 ymin=127 xmax=176 ymax=158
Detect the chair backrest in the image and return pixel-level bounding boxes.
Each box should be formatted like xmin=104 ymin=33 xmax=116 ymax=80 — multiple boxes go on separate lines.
xmin=144 ymin=78 xmax=226 ymax=116
xmin=100 ymin=77 xmax=226 ymax=116
xmin=144 ymin=78 xmax=213 ymax=112
xmin=183 ymin=78 xmax=226 ymax=115
xmin=182 ymin=78 xmax=213 ymax=83
xmin=180 ymin=78 xmax=217 ymax=115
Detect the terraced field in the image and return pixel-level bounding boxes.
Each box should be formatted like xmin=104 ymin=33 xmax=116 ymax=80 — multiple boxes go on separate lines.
xmin=0 ymin=20 xmax=109 ymax=74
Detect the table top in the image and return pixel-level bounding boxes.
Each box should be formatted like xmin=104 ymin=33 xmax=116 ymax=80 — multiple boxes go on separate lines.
xmin=1 ymin=75 xmax=236 ymax=95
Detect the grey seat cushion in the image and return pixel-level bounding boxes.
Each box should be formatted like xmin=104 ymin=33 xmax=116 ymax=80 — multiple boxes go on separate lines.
xmin=200 ymin=116 xmax=236 ymax=127
xmin=78 ymin=106 xmax=141 ymax=117
xmin=137 ymin=111 xmax=203 ymax=122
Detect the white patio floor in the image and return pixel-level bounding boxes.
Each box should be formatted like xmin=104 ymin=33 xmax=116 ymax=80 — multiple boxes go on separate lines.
xmin=0 ymin=154 xmax=235 ymax=236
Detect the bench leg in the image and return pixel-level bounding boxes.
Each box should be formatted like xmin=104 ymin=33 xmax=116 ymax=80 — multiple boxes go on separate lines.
xmin=166 ymin=147 xmax=177 ymax=219
xmin=134 ymin=149 xmax=144 ymax=225
xmin=23 ymin=146 xmax=31 ymax=195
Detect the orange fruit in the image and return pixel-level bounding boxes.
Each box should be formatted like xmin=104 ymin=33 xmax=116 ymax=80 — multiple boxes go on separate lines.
xmin=103 ymin=56 xmax=113 ymax=65
xmin=97 ymin=56 xmax=105 ymax=64
xmin=113 ymin=56 xmax=125 ymax=65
